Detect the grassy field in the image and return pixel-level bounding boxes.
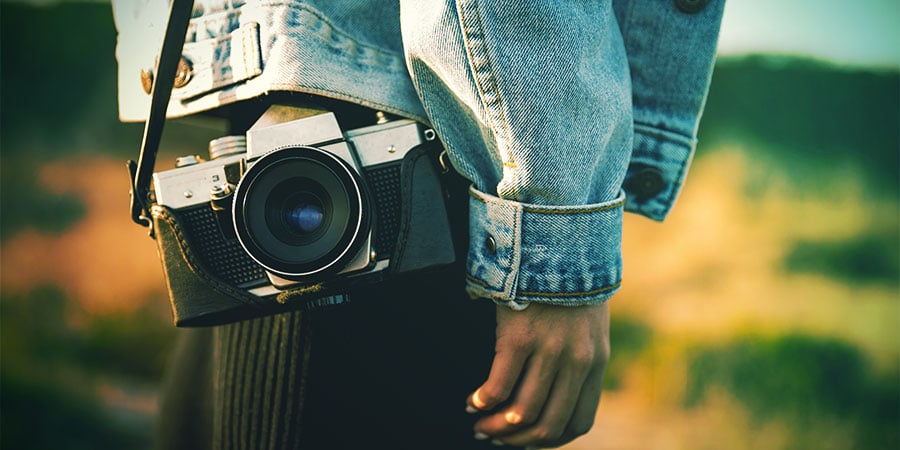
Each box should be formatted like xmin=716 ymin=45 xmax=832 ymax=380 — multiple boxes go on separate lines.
xmin=565 ymin=147 xmax=898 ymax=449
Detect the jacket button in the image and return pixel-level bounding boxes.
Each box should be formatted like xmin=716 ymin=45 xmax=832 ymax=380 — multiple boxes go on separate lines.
xmin=626 ymin=168 xmax=666 ymax=200
xmin=139 ymin=56 xmax=191 ymax=94
xmin=485 ymin=236 xmax=497 ymax=254
xmin=675 ymin=0 xmax=709 ymax=14
xmin=173 ymin=56 xmax=193 ymax=89
xmin=140 ymin=68 xmax=153 ymax=94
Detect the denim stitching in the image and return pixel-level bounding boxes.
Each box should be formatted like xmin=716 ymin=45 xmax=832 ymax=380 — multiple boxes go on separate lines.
xmin=507 ymin=199 xmax=522 ymax=298
xmin=256 ymin=1 xmax=405 ymax=63
xmin=465 ymin=273 xmax=491 ymax=290
xmin=457 ymin=0 xmax=514 ymax=168
xmin=468 ymin=274 xmax=621 ymax=299
xmin=518 ymin=280 xmax=621 ymax=298
xmin=186 ymin=9 xmax=242 ymax=43
xmin=522 ymin=200 xmax=624 ymax=214
xmin=469 ymin=188 xmax=625 ymax=214
xmin=176 ymin=28 xmax=253 ymax=99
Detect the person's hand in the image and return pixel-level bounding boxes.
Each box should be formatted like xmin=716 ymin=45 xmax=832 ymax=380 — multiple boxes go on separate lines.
xmin=467 ymin=302 xmax=610 ymax=448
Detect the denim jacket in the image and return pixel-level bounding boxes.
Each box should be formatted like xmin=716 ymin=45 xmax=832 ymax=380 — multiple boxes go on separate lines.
xmin=114 ymin=0 xmax=724 ymax=309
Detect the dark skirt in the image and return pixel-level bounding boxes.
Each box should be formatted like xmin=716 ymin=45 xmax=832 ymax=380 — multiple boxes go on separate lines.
xmin=157 ymin=260 xmax=524 ymax=450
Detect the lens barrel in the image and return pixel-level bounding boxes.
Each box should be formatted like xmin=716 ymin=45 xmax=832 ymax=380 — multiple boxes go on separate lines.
xmin=232 ymin=146 xmax=370 ymax=279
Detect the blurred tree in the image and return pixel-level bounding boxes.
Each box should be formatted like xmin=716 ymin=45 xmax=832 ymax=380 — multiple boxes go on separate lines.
xmin=699 ymin=55 xmax=899 ymax=196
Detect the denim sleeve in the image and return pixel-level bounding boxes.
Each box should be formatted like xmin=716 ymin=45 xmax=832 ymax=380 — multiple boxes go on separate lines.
xmin=613 ymin=0 xmax=725 ymax=220
xmin=401 ymin=1 xmax=633 ymax=308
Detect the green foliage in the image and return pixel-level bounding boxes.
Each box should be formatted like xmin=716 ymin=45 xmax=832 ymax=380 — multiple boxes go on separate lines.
xmin=0 ymin=287 xmax=173 ymax=449
xmin=603 ymin=315 xmax=653 ymax=389
xmin=685 ymin=334 xmax=863 ymax=416
xmin=685 ymin=333 xmax=899 ymax=449
xmin=0 ymin=3 xmax=230 ymax=162
xmin=698 ymin=55 xmax=900 ymax=196
xmin=1 ymin=366 xmax=152 ymax=450
xmin=0 ymin=159 xmax=86 ymax=240
xmin=784 ymin=231 xmax=900 ymax=286
xmin=1 ymin=286 xmax=176 ymax=382
xmin=1 ymin=286 xmax=82 ymax=368
xmin=0 ymin=4 xmax=225 ymax=240
xmin=1 ymin=286 xmax=176 ymax=449
xmin=0 ymin=3 xmax=144 ymax=157
xmin=80 ymin=308 xmax=178 ymax=381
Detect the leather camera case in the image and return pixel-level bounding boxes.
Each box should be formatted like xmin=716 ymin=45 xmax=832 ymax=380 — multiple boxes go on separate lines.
xmin=151 ymin=142 xmax=457 ymax=327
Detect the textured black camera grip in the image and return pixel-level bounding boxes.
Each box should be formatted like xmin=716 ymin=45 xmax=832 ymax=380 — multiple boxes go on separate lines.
xmin=152 ymin=205 xmax=273 ymax=326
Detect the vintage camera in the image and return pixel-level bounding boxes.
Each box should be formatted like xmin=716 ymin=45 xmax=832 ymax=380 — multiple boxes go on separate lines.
xmin=152 ymin=106 xmax=451 ymax=301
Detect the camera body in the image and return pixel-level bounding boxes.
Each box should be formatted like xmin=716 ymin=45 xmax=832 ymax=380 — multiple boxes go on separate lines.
xmin=152 ymin=106 xmax=440 ymax=299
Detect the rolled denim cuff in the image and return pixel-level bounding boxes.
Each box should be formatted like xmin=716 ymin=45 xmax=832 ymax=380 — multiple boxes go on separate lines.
xmin=465 ymin=187 xmax=624 ymax=309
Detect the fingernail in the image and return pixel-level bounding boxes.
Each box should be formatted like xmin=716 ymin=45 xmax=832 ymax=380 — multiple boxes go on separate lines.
xmin=504 ymin=411 xmax=522 ymax=424
xmin=474 ymin=432 xmax=490 ymax=441
xmin=466 ymin=404 xmax=478 ymax=414
xmin=491 ymin=439 xmax=505 ymax=446
xmin=472 ymin=390 xmax=487 ymax=409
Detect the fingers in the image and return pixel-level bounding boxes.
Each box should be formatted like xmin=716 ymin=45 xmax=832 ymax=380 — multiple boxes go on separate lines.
xmin=473 ymin=348 xmax=560 ymax=435
xmin=468 ymin=302 xmax=611 ymax=447
xmin=488 ymin=350 xmax=596 ymax=447
xmin=560 ymin=364 xmax=606 ymax=442
xmin=467 ymin=335 xmax=530 ymax=412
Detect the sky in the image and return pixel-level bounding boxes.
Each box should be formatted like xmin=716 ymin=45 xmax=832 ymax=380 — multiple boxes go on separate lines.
xmin=5 ymin=0 xmax=900 ymax=69
xmin=717 ymin=0 xmax=900 ymax=68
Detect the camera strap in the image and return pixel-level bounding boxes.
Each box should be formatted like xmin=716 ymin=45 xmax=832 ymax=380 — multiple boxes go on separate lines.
xmin=128 ymin=0 xmax=195 ymax=235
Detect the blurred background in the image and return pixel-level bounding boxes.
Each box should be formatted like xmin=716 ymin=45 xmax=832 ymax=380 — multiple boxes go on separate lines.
xmin=0 ymin=0 xmax=897 ymax=449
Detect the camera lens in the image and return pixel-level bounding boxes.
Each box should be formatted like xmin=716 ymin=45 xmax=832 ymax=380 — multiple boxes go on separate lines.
xmin=232 ymin=146 xmax=370 ymax=279
xmin=285 ymin=200 xmax=324 ymax=234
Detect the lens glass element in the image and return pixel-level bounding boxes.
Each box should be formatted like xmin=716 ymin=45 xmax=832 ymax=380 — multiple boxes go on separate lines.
xmin=285 ymin=200 xmax=324 ymax=234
